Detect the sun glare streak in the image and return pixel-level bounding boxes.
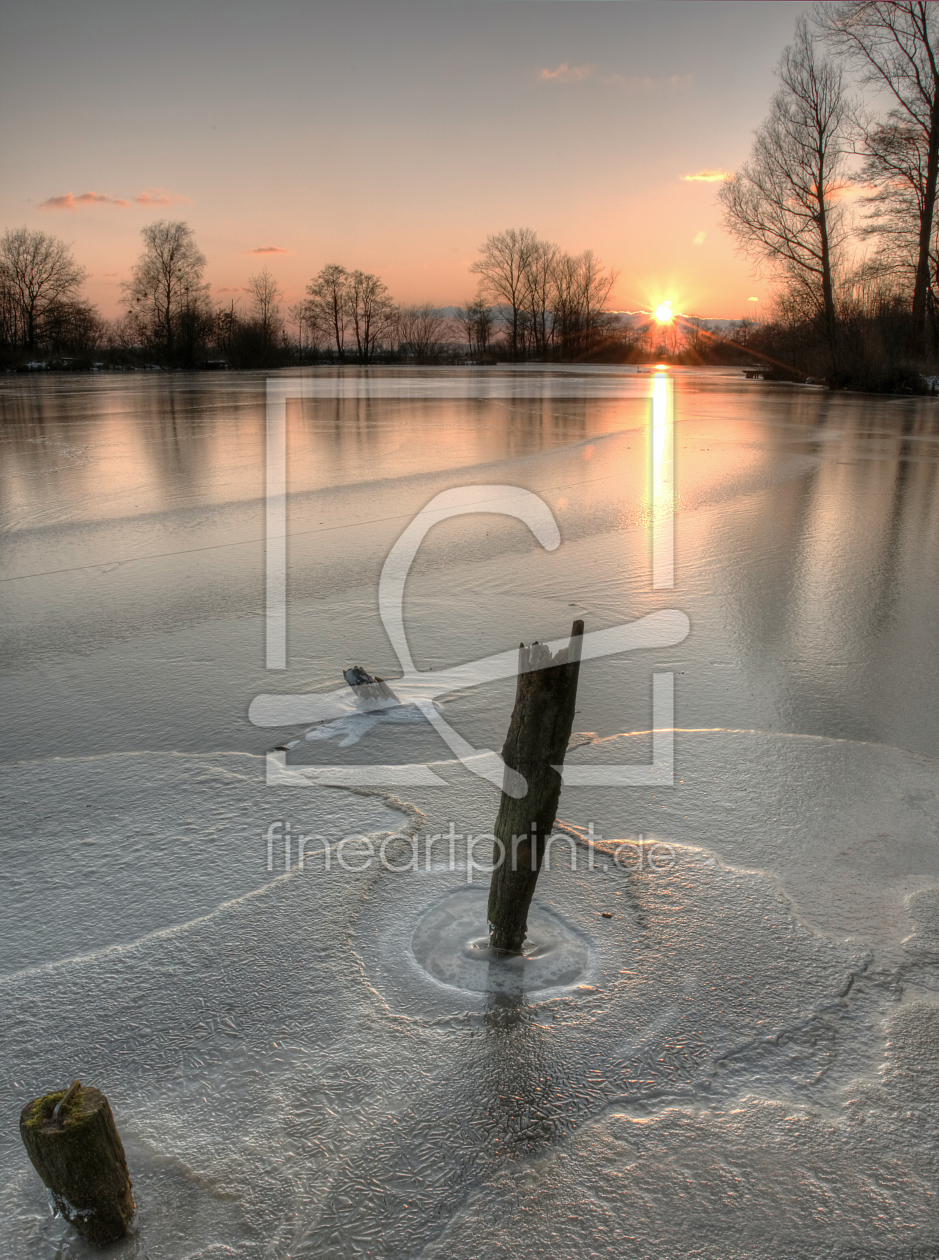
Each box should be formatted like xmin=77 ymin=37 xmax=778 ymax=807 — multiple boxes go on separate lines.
xmin=651 ymin=370 xmax=674 ymax=589
xmin=654 ymin=300 xmax=674 ymax=324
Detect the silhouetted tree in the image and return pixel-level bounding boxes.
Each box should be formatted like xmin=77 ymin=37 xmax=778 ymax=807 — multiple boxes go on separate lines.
xmin=455 ymin=297 xmax=494 ymax=358
xmin=550 ymin=249 xmax=618 ymax=357
xmin=471 ymin=228 xmax=539 ymax=358
xmin=818 ymin=1 xmax=939 ymax=357
xmin=247 ymin=267 xmax=283 ymax=347
xmin=0 ymin=227 xmax=87 ymax=351
xmin=397 ymin=304 xmax=448 ymax=362
xmin=525 ymin=238 xmax=559 ymax=357
xmin=303 ymin=264 xmax=350 ymax=360
xmin=856 ymin=122 xmax=938 ymax=300
xmin=123 ymin=220 xmax=209 ymax=363
xmin=721 ymin=19 xmax=849 ymax=359
xmin=42 ymin=299 xmax=105 ymax=355
xmin=348 ymin=270 xmax=396 ymax=363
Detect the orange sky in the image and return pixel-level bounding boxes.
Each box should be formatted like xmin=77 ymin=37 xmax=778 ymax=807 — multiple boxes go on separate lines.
xmin=0 ymin=1 xmax=811 ymax=323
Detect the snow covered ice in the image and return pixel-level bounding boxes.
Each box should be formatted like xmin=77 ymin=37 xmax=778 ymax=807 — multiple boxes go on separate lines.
xmin=1 ymin=368 xmax=938 ymax=1256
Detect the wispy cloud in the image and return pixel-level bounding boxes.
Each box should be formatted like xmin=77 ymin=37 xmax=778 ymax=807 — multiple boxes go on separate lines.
xmin=681 ymin=170 xmax=731 ymax=183
xmin=216 ymin=286 xmax=245 ymax=295
xmin=249 ymin=246 xmax=288 ymax=255
xmin=540 ymin=63 xmax=594 ymax=83
xmin=40 ymin=187 xmax=188 ymax=211
xmin=747 ymin=296 xmax=760 ymax=303
xmin=134 ymin=188 xmax=188 ymax=207
xmin=41 ymin=192 xmax=115 ymax=210
xmin=693 ymin=230 xmax=706 ymax=245
xmin=539 ymin=65 xmax=690 ymax=91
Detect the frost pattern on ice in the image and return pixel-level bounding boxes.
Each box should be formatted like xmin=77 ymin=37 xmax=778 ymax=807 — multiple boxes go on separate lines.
xmin=1 ymin=734 xmax=938 ymax=1257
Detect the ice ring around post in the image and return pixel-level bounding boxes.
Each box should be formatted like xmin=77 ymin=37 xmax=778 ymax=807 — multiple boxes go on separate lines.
xmin=410 ymin=888 xmax=593 ymax=996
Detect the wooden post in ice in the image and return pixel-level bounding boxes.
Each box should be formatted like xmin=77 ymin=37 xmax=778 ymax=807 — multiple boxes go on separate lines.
xmin=487 ymin=619 xmax=584 ymax=954
xmin=20 ymin=1081 xmax=135 ymax=1245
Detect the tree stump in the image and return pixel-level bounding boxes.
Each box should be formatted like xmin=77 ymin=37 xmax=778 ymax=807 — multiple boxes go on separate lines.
xmin=487 ymin=619 xmax=583 ymax=953
xmin=20 ymin=1081 xmax=135 ymax=1244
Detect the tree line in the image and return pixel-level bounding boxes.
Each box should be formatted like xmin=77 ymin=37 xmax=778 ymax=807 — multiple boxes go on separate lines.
xmin=7 ymin=2 xmax=934 ymax=388
xmin=0 ymin=220 xmax=626 ymax=370
xmin=720 ymin=2 xmax=939 ymax=389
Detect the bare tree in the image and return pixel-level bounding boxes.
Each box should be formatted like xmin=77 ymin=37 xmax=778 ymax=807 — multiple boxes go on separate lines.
xmin=348 ymin=270 xmax=396 ymax=363
xmin=123 ymin=220 xmax=208 ymax=362
xmin=525 ymin=238 xmax=560 ymax=358
xmin=209 ymin=300 xmax=237 ymax=359
xmin=397 ymin=304 xmax=448 ymax=363
xmin=42 ymin=299 xmax=104 ymax=355
xmin=470 ymin=229 xmax=617 ymax=361
xmin=720 ymin=18 xmax=849 ymax=356
xmin=455 ymin=296 xmax=494 ymax=358
xmin=471 ymin=227 xmax=539 ymax=358
xmin=247 ymin=267 xmax=283 ymax=346
xmin=817 ymin=2 xmax=939 ymax=357
xmin=0 ymin=278 xmax=19 ymax=350
xmin=0 ymin=227 xmax=86 ymax=351
xmin=303 ymin=264 xmax=350 ymax=360
xmin=550 ymin=249 xmax=618 ymax=358
xmin=857 ymin=121 xmax=938 ymax=291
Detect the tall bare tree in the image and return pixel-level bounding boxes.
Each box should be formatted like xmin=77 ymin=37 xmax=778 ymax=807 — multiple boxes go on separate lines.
xmin=471 ymin=227 xmax=539 ymax=358
xmin=303 ymin=264 xmax=350 ymax=360
xmin=550 ymin=249 xmax=618 ymax=357
xmin=720 ymin=18 xmax=849 ymax=356
xmin=348 ymin=270 xmax=396 ymax=364
xmin=817 ymin=2 xmax=939 ymax=357
xmin=123 ymin=220 xmax=208 ymax=361
xmin=247 ymin=267 xmax=283 ymax=346
xmin=524 ymin=238 xmax=560 ymax=358
xmin=857 ymin=121 xmax=938 ymax=293
xmin=0 ymin=227 xmax=86 ymax=351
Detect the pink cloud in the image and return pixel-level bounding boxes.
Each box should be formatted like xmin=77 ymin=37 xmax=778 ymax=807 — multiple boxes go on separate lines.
xmin=40 ymin=187 xmax=189 ymax=211
xmin=249 ymin=245 xmax=289 ymax=254
xmin=540 ymin=63 xmax=594 ymax=83
xmin=40 ymin=191 xmax=112 ymax=210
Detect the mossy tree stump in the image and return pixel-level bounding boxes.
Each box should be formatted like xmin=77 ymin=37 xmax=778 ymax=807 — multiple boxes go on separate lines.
xmin=487 ymin=619 xmax=583 ymax=953
xmin=20 ymin=1081 xmax=135 ymax=1244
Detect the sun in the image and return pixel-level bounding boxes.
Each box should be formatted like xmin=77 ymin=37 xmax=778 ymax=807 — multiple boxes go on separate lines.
xmin=654 ymin=299 xmax=674 ymax=324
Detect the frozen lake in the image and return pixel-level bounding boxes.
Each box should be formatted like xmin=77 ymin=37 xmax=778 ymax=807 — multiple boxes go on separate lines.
xmin=1 ymin=366 xmax=937 ymax=1256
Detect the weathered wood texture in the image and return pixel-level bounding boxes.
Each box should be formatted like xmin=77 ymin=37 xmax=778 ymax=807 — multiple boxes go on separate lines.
xmin=20 ymin=1083 xmax=135 ymax=1244
xmin=487 ymin=620 xmax=583 ymax=953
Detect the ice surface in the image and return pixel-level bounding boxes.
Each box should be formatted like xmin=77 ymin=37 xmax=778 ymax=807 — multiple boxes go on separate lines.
xmin=2 ymin=370 xmax=938 ymax=1256
xmin=560 ymin=728 xmax=939 ymax=955
xmin=1 ymin=736 xmax=937 ymax=1256
xmin=3 ymin=369 xmax=938 ymax=766
xmin=0 ymin=752 xmax=406 ymax=975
